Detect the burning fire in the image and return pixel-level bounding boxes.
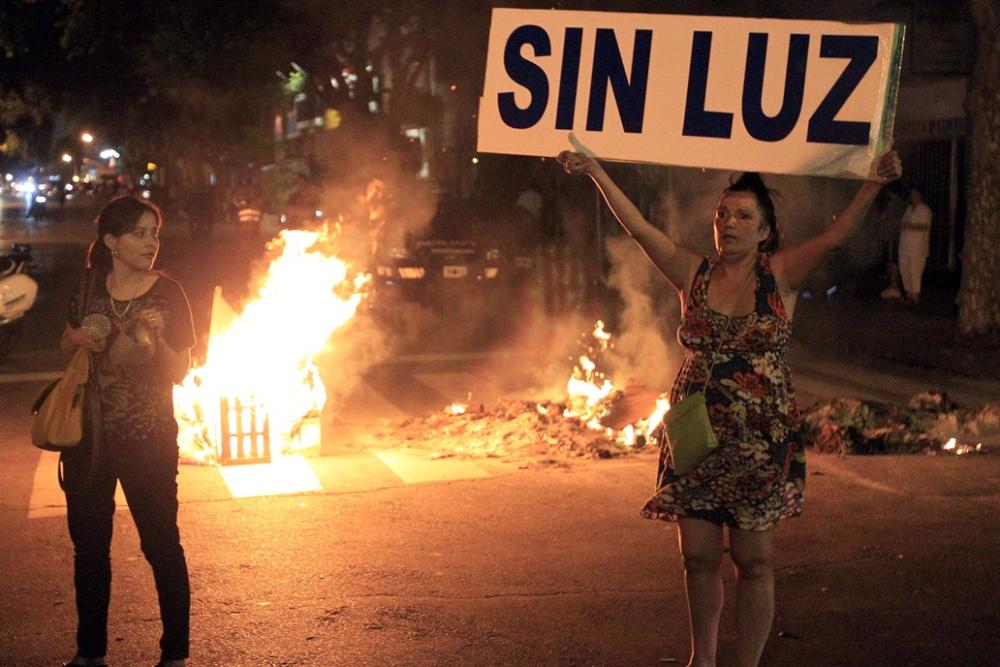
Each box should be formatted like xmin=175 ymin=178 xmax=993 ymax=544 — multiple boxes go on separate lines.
xmin=563 ymin=320 xmax=669 ymax=447
xmin=173 ymin=225 xmax=369 ymax=464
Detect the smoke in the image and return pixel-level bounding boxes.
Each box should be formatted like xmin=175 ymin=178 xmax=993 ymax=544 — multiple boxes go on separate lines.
xmin=603 ymin=236 xmax=680 ymax=391
xmin=317 ymin=309 xmax=395 ymax=409
xmin=485 ymin=309 xmax=598 ymax=402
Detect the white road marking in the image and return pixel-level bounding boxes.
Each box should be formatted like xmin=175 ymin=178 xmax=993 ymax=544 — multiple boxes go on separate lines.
xmin=27 ymin=451 xmax=128 ymax=519
xmin=413 ymin=371 xmax=498 ymax=409
xmin=339 ymin=380 xmax=410 ymax=420
xmin=371 ymin=449 xmax=492 ymax=485
xmin=219 ymin=457 xmax=323 ymax=498
xmin=23 ymin=370 xmax=504 ymax=517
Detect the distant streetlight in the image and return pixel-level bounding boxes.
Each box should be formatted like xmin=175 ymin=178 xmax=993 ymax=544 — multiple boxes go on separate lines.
xmin=81 ymin=132 xmax=94 ymax=144
xmin=61 ymin=153 xmax=73 ymax=163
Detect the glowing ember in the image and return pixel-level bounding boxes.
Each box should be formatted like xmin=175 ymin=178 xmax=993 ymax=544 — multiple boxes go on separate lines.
xmin=174 ymin=225 xmax=369 ymax=464
xmin=447 ymin=403 xmax=468 ymax=415
xmin=942 ymin=437 xmax=984 ymax=456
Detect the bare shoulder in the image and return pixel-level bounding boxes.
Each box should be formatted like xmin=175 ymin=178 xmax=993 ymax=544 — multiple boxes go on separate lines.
xmin=764 ymin=253 xmax=799 ymax=317
xmin=671 ymin=243 xmax=704 ymax=296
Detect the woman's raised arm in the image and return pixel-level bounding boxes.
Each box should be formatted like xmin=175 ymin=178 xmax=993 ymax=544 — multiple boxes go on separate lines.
xmin=771 ymin=150 xmax=902 ymax=291
xmin=558 ymin=151 xmax=701 ymax=293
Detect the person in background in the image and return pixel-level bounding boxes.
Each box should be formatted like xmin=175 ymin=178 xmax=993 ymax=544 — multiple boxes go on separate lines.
xmin=897 ymin=185 xmax=932 ymax=304
xmin=59 ymin=196 xmax=194 ymax=667
xmin=558 ymin=148 xmax=901 ymax=667
xmin=877 ymin=183 xmax=906 ymax=300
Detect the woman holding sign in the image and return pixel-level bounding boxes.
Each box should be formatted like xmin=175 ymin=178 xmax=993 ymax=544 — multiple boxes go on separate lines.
xmin=559 ymin=149 xmax=901 ymax=667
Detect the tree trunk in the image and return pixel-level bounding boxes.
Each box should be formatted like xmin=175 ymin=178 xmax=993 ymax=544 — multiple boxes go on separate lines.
xmin=958 ymin=0 xmax=1000 ymax=336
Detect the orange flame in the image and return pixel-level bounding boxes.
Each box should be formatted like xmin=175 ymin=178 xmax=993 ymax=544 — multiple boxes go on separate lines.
xmin=564 ymin=320 xmax=669 ymax=446
xmin=173 ymin=225 xmax=369 ymax=464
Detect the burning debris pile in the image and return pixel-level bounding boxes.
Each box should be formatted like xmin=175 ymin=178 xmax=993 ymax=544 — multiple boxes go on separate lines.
xmin=801 ymin=392 xmax=998 ymax=456
xmin=363 ymin=321 xmax=670 ymax=462
xmin=367 ymin=399 xmax=628 ymax=462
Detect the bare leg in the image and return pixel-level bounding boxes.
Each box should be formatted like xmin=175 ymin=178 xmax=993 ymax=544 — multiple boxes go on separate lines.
xmin=730 ymin=528 xmax=775 ymax=667
xmin=888 ymin=260 xmax=901 ymax=292
xmin=677 ymin=518 xmax=725 ymax=667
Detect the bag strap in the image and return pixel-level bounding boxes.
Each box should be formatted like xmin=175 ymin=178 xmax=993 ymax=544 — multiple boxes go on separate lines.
xmin=689 ymin=263 xmax=756 ymax=393
xmin=59 ymin=269 xmax=103 ymax=494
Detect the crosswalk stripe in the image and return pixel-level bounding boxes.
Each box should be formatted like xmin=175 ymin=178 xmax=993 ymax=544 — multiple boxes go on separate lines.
xmin=24 ymin=370 xmax=504 ymax=517
xmin=412 ymin=371 xmax=497 ymax=409
xmin=27 ymin=451 xmax=128 ymax=519
xmin=28 ymin=448 xmax=499 ymax=518
xmin=370 ymin=449 xmax=492 ymax=485
xmin=341 ymin=379 xmax=410 ymax=420
xmin=219 ymin=457 xmax=323 ymax=498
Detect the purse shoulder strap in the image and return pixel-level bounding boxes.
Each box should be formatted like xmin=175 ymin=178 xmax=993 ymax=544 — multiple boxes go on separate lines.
xmin=59 ymin=268 xmax=103 ymax=494
xmin=78 ymin=268 xmax=96 ymax=321
xmin=691 ymin=263 xmax=756 ymax=392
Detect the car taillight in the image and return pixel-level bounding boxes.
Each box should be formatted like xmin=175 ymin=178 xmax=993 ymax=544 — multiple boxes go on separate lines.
xmin=398 ymin=267 xmax=426 ymax=279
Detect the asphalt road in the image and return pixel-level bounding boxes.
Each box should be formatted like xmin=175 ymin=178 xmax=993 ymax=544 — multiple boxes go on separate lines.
xmin=2 ymin=196 xmax=999 ymax=666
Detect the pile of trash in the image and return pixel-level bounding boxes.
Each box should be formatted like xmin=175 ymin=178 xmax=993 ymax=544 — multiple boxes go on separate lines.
xmin=365 ymin=399 xmax=637 ymax=461
xmin=801 ymin=391 xmax=998 ymax=456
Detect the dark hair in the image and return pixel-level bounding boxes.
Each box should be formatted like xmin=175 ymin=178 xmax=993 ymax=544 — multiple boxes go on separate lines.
xmin=725 ymin=172 xmax=780 ymax=253
xmin=87 ymin=196 xmax=163 ymax=273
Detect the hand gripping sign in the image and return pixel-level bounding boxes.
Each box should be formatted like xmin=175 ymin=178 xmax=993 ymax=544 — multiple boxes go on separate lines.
xmin=477 ymin=9 xmax=904 ymax=179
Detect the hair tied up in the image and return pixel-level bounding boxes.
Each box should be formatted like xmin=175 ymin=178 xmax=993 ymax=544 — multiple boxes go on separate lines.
xmin=725 ymin=171 xmax=780 ymax=253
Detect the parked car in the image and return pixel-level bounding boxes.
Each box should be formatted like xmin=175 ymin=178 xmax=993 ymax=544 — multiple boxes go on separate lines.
xmin=370 ymin=195 xmax=535 ymax=311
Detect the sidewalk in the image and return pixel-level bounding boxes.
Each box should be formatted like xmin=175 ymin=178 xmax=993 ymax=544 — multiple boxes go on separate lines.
xmin=791 ymin=273 xmax=1000 ymax=405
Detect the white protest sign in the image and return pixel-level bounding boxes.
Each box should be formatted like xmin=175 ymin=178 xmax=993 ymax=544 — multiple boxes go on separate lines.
xmin=478 ymin=9 xmax=904 ymax=179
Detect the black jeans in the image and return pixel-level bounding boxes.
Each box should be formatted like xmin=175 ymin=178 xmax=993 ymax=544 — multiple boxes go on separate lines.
xmin=62 ymin=436 xmax=190 ymax=661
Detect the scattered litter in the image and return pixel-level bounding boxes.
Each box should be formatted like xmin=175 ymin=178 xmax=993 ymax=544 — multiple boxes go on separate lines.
xmin=367 ymin=399 xmax=636 ymax=462
xmin=801 ymin=394 xmax=997 ymax=455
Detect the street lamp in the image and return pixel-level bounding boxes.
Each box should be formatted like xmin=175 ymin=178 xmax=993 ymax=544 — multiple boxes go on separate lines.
xmin=81 ymin=132 xmax=94 ymax=144
xmin=61 ymin=153 xmax=73 ymax=163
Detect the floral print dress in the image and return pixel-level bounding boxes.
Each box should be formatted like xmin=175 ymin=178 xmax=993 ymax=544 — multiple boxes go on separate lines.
xmin=641 ymin=254 xmax=806 ymax=531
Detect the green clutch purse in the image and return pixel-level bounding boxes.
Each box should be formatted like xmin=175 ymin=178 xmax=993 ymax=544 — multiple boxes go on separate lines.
xmin=662 ymin=390 xmax=718 ymax=475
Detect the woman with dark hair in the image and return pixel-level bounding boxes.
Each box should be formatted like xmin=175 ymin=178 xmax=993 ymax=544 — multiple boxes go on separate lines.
xmin=60 ymin=196 xmax=194 ymax=667
xmin=558 ymin=150 xmax=901 ymax=667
